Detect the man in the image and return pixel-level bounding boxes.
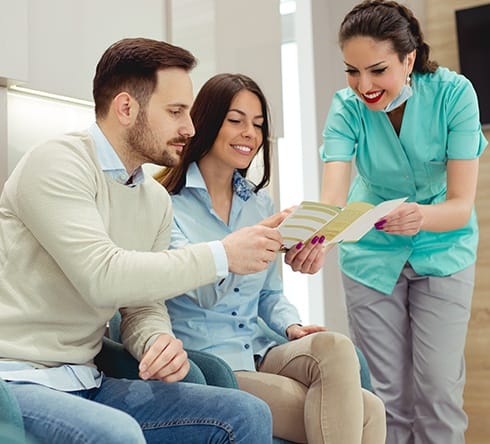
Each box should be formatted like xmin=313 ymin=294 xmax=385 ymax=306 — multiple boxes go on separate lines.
xmin=0 ymin=37 xmax=279 ymax=444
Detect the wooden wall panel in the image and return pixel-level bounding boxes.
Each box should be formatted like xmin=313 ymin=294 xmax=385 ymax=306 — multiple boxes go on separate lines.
xmin=425 ymin=1 xmax=490 ymax=443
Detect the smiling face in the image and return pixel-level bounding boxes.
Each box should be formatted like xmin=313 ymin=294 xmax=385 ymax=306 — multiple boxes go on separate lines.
xmin=206 ymin=89 xmax=264 ymax=172
xmin=342 ymin=36 xmax=415 ymax=111
xmin=126 ymin=67 xmax=195 ymax=167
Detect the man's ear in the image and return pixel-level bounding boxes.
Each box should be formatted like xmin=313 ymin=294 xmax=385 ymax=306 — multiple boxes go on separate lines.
xmin=112 ymin=92 xmax=139 ymax=126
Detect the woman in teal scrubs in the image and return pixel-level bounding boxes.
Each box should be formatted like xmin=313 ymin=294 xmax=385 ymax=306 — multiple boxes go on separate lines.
xmin=319 ymin=1 xmax=487 ymax=443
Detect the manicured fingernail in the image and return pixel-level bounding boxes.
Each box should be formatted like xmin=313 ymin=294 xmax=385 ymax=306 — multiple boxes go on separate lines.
xmin=374 ymin=220 xmax=386 ymax=229
xmin=319 ymin=235 xmax=325 ymax=244
xmin=311 ymin=236 xmax=319 ymax=244
xmin=295 ymin=242 xmax=303 ymax=250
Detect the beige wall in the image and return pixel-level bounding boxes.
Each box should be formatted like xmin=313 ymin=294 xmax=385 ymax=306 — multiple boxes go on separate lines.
xmin=425 ymin=1 xmax=490 ymax=443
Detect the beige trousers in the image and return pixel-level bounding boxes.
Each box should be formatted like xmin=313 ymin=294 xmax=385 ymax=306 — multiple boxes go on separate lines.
xmin=235 ymin=332 xmax=386 ymax=444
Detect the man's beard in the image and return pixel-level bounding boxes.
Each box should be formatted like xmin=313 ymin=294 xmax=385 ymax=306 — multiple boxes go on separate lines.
xmin=126 ymin=110 xmax=185 ymax=167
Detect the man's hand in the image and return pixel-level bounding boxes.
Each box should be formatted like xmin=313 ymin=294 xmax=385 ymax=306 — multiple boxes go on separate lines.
xmin=222 ymin=225 xmax=283 ymax=275
xmin=286 ymin=324 xmax=327 ymax=340
xmin=138 ymin=334 xmax=190 ymax=382
xmin=284 ymin=237 xmax=333 ymax=274
xmin=259 ymin=207 xmax=295 ymax=228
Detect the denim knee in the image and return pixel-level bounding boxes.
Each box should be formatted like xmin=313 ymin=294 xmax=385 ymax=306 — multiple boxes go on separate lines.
xmin=94 ymin=413 xmax=145 ymax=444
xmin=24 ymin=408 xmax=145 ymax=444
xmin=228 ymin=390 xmax=273 ymax=443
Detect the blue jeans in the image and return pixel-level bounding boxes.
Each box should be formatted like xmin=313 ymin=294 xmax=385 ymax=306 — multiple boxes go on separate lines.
xmin=8 ymin=376 xmax=273 ymax=444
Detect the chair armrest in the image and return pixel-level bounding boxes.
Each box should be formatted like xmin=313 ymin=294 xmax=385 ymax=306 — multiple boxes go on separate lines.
xmin=0 ymin=377 xmax=23 ymax=430
xmin=0 ymin=377 xmax=28 ymax=443
xmin=354 ymin=347 xmax=373 ymax=392
xmin=95 ymin=337 xmax=207 ymax=384
xmin=186 ymin=349 xmax=239 ymax=389
xmin=95 ymin=337 xmax=140 ymax=379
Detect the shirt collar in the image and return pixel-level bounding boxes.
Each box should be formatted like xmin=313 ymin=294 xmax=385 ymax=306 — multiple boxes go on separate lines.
xmin=185 ymin=162 xmax=253 ymax=201
xmin=88 ymin=123 xmax=144 ymax=186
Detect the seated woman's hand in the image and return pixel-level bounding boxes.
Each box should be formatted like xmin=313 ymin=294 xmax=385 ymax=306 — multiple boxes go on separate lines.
xmin=286 ymin=324 xmax=328 ymax=340
xmin=284 ymin=236 xmax=333 ymax=274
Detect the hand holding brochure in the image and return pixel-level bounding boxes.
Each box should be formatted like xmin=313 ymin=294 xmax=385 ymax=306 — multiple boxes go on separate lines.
xmin=277 ymin=197 xmax=407 ymax=250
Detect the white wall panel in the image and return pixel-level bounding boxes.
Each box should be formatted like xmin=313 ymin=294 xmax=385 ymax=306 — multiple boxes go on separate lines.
xmin=26 ymin=0 xmax=167 ymax=101
xmin=172 ymin=0 xmax=283 ymax=138
xmin=0 ymin=0 xmax=28 ymax=86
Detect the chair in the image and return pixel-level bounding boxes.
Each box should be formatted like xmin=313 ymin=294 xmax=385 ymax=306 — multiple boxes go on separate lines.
xmin=0 ymin=377 xmax=33 ymax=443
xmin=106 ymin=312 xmax=372 ymax=391
xmin=1 ymin=312 xmax=372 ymax=444
xmin=104 ymin=312 xmax=373 ymax=444
xmin=99 ymin=314 xmax=238 ymax=387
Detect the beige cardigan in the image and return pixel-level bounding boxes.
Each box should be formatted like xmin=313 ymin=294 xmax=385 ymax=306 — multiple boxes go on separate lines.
xmin=0 ymin=131 xmax=217 ymax=368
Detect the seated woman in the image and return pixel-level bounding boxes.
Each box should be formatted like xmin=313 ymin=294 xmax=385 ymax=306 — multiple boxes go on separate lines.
xmin=155 ymin=73 xmax=386 ymax=444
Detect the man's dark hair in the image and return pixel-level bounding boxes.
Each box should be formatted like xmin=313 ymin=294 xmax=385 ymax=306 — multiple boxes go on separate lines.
xmin=93 ymin=37 xmax=197 ymax=118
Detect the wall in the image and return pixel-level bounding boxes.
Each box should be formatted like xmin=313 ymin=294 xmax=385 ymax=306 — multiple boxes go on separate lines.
xmin=0 ymin=0 xmax=170 ymax=190
xmin=26 ymin=0 xmax=168 ymax=101
xmin=0 ymin=0 xmax=283 ymax=194
xmin=425 ymin=1 xmax=490 ymax=442
xmin=171 ymin=0 xmax=283 ymax=207
xmin=0 ymin=0 xmax=28 ymax=86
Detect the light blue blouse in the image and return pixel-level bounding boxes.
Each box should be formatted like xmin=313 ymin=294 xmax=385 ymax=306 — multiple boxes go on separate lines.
xmin=168 ymin=162 xmax=301 ymax=371
xmin=320 ymin=67 xmax=488 ymax=294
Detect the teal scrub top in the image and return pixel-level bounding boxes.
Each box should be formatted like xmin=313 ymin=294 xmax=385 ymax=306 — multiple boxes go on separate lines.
xmin=320 ymin=67 xmax=488 ymax=294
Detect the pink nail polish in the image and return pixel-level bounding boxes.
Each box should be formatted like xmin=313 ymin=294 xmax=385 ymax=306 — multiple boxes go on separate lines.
xmin=319 ymin=235 xmax=325 ymax=244
xmin=311 ymin=236 xmax=319 ymax=244
xmin=296 ymin=242 xmax=303 ymax=250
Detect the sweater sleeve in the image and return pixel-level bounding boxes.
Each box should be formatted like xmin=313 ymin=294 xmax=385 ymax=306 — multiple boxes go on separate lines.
xmin=12 ymin=137 xmax=219 ymax=308
xmin=119 ymin=302 xmax=173 ymax=360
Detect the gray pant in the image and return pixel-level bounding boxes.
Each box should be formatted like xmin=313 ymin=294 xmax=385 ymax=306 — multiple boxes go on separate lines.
xmin=343 ymin=263 xmax=475 ymax=444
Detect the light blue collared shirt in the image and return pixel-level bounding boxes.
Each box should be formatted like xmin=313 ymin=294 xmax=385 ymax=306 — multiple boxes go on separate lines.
xmin=88 ymin=123 xmax=145 ymax=186
xmin=0 ymin=361 xmax=101 ymax=391
xmin=167 ymin=163 xmax=301 ymax=371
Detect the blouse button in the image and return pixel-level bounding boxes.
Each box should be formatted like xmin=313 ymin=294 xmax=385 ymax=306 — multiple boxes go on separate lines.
xmin=232 ymin=311 xmax=237 ymax=316
xmin=244 ymin=344 xmax=250 ymax=349
xmin=233 ymin=288 xmax=239 ymax=292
